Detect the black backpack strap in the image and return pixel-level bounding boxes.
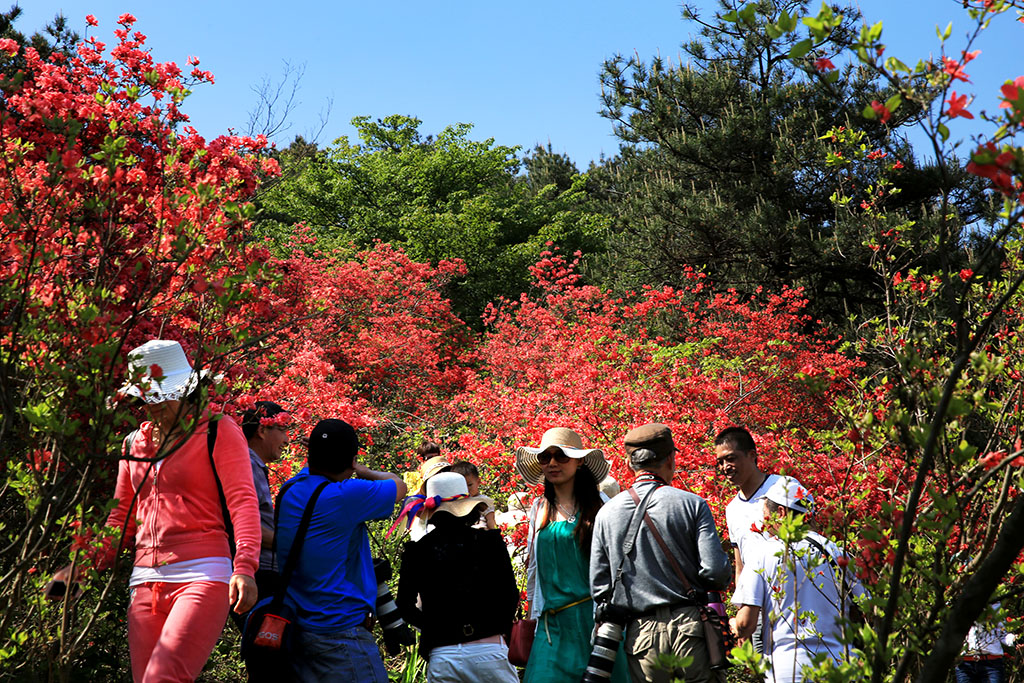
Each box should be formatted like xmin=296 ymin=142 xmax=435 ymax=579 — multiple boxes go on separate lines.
xmin=271 ymin=478 xmax=331 ymax=610
xmin=272 ymin=477 xmax=302 ymax=565
xmin=803 ymin=535 xmax=847 ymax=591
xmin=607 ymin=484 xmax=661 ymax=608
xmin=205 ymin=418 xmax=235 ymax=553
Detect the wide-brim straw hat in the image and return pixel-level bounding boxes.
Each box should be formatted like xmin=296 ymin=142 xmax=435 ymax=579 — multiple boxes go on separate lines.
xmin=426 ymin=472 xmax=493 ymax=518
xmin=419 ymin=455 xmax=452 ymax=481
xmin=515 ymin=427 xmax=611 ymax=486
xmin=121 ymin=340 xmax=210 ymax=404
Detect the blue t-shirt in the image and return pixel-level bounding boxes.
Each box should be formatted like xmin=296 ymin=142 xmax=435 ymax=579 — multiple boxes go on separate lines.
xmin=276 ymin=468 xmax=397 ymax=633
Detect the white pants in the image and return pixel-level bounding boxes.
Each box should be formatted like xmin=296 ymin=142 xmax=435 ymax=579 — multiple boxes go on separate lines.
xmin=427 ymin=640 xmax=519 ymax=683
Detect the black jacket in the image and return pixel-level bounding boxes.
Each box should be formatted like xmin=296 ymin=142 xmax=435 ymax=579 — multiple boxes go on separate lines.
xmin=397 ymin=523 xmax=519 ymax=653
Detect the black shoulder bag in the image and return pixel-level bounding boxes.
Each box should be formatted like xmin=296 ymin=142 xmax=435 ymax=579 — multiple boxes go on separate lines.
xmin=241 ymin=477 xmax=330 ymax=664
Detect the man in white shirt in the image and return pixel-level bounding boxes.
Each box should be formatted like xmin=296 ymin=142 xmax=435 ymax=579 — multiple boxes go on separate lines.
xmin=957 ymin=604 xmax=1017 ymax=682
xmin=716 ymin=427 xmax=782 ymax=587
xmin=730 ymin=477 xmax=865 ymax=682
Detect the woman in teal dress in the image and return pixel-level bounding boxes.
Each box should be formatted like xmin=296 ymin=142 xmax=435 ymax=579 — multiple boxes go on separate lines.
xmin=515 ymin=427 xmax=629 ymax=683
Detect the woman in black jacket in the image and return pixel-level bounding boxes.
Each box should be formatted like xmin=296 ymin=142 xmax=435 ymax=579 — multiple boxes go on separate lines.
xmin=397 ymin=472 xmax=520 ymax=682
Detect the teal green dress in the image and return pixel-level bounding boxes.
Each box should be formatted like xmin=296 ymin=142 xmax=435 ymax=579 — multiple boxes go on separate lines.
xmin=523 ymin=518 xmax=629 ymax=683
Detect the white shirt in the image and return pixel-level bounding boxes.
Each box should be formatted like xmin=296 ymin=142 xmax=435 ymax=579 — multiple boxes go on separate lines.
xmin=725 ymin=474 xmax=782 ymax=564
xmin=129 ymin=556 xmax=232 ymax=587
xmin=963 ymin=603 xmax=1016 ymax=656
xmin=732 ymin=531 xmax=865 ymax=682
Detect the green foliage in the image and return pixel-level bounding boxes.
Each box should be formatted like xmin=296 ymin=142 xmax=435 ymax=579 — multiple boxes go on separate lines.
xmin=0 ymin=6 xmax=79 ymax=67
xmin=591 ymin=0 xmax=991 ymax=327
xmin=255 ymin=115 xmax=609 ymax=323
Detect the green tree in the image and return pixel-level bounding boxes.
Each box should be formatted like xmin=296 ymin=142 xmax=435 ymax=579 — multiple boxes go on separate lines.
xmin=520 ymin=143 xmax=579 ymax=195
xmin=592 ymin=0 xmax=993 ymax=325
xmin=256 ymin=115 xmax=608 ymax=323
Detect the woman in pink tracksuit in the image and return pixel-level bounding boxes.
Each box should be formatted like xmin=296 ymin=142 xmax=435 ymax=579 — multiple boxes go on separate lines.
xmin=54 ymin=340 xmax=262 ymax=682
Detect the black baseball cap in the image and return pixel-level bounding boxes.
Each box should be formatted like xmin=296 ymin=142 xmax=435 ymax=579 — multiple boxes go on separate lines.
xmin=308 ymin=419 xmax=360 ymax=472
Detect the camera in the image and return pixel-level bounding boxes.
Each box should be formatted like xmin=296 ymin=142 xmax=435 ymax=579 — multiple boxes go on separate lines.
xmin=373 ymin=557 xmax=414 ymax=654
xmin=582 ymin=606 xmax=627 ymax=681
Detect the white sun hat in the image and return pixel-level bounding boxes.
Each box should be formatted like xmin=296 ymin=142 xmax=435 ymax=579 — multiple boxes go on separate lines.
xmin=424 ymin=472 xmax=494 ymax=519
xmin=121 ymin=340 xmax=210 ymax=404
xmin=514 ymin=427 xmax=611 ymax=486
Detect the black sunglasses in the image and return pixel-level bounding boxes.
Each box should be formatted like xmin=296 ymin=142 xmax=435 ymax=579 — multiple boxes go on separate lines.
xmin=537 ymin=450 xmax=571 ymax=465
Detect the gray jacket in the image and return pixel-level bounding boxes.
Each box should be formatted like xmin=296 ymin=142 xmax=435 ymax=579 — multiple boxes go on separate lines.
xmin=590 ymin=481 xmax=730 ymax=616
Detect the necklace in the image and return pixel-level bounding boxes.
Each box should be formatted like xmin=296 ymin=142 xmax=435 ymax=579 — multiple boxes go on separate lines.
xmin=556 ymin=501 xmax=578 ymax=523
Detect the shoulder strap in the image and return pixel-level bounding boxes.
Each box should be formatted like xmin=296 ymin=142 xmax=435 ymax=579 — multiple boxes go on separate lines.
xmin=803 ymin=535 xmax=847 ymax=587
xmin=621 ymin=485 xmax=661 ymax=559
xmin=606 ymin=484 xmax=661 ymax=607
xmin=204 ymin=418 xmax=234 ymax=553
xmin=272 ymin=478 xmax=331 ymax=610
xmin=628 ymin=486 xmax=698 ymax=599
xmin=526 ymin=498 xmax=542 ymax=569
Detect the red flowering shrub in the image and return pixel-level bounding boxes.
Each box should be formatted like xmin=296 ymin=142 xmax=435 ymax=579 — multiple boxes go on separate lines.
xmin=0 ymin=17 xmax=282 ymax=676
xmin=228 ymin=238 xmax=474 ymax=487
xmin=443 ymin=247 xmax=864 ymax=529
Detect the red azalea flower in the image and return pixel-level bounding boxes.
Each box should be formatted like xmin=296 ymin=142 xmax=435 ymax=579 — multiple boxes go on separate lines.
xmin=959 ymin=268 xmax=974 ymax=281
xmin=814 ymin=58 xmax=836 ymax=72
xmin=1000 ymin=77 xmax=1024 ymax=109
xmin=980 ymin=451 xmax=1004 ymax=470
xmin=942 ymin=50 xmax=980 ymax=82
xmin=946 ymin=91 xmax=974 ymax=119
xmin=85 ymin=14 xmax=98 ymax=27
xmin=149 ymin=363 xmax=163 ymax=379
xmin=870 ymin=100 xmax=891 ymax=123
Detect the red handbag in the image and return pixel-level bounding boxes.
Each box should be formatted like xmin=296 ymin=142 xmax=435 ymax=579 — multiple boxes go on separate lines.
xmin=509 ymin=501 xmax=539 ymax=666
xmin=507 ymin=613 xmax=536 ymax=666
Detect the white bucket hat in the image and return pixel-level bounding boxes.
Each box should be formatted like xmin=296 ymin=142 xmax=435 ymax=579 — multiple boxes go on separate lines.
xmin=765 ymin=476 xmax=815 ymax=513
xmin=424 ymin=472 xmax=493 ymax=519
xmin=121 ymin=340 xmax=209 ymax=404
xmin=515 ymin=427 xmax=611 ymax=486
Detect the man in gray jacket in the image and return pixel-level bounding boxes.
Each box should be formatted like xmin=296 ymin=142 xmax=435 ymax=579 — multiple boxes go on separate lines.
xmin=590 ymin=423 xmax=732 ymax=683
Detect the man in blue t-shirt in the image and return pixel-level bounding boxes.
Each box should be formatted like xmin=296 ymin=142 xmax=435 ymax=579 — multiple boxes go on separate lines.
xmin=276 ymin=419 xmax=407 ymax=682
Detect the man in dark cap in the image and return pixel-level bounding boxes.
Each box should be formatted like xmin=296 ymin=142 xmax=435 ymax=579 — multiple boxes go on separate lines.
xmin=590 ymin=423 xmax=731 ymax=682
xmin=275 ymin=419 xmax=407 ymax=682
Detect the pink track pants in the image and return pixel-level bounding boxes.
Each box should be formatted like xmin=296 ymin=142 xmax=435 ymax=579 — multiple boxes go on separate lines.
xmin=127 ymin=580 xmax=229 ymax=683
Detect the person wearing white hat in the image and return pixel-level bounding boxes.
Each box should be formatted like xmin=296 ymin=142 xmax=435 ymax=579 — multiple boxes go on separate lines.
xmin=393 ymin=455 xmax=454 ymax=541
xmin=514 ymin=427 xmax=628 ymax=683
xmin=731 ymin=476 xmax=866 ymax=682
xmin=396 ymin=472 xmax=519 ymax=682
xmin=50 ymin=339 xmax=263 ymax=683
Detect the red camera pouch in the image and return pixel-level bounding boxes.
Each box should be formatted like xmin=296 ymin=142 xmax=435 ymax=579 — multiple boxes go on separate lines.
xmin=253 ymin=613 xmax=290 ymax=650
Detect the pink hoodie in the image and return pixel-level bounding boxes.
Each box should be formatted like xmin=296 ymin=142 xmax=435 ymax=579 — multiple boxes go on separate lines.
xmin=104 ymin=414 xmax=261 ymax=578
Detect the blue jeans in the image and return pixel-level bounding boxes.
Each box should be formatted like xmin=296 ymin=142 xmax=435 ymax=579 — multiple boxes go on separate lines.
xmin=955 ymin=659 xmax=1006 ymax=683
xmin=289 ymin=626 xmax=387 ymax=682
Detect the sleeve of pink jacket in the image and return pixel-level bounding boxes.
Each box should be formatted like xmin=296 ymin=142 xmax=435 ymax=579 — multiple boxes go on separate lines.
xmin=96 ymin=445 xmax=140 ymax=570
xmin=212 ymin=415 xmax=262 ymax=578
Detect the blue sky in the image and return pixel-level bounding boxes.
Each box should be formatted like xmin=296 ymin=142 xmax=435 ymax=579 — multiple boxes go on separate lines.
xmin=17 ymin=1 xmax=1022 ymax=167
